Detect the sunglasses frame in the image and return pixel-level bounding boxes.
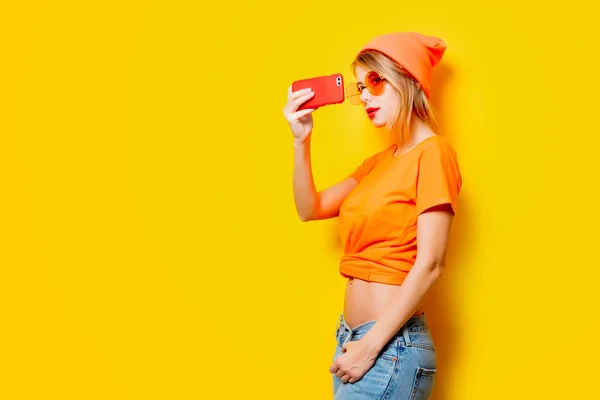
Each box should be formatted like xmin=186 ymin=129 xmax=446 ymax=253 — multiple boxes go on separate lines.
xmin=346 ymin=71 xmax=387 ymax=105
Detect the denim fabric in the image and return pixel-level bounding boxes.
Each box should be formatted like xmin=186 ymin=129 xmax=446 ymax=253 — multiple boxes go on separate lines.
xmin=332 ymin=313 xmax=437 ymax=400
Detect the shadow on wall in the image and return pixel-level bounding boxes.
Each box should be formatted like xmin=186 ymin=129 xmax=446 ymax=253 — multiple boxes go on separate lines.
xmin=423 ymin=61 xmax=472 ymax=400
xmin=429 ymin=61 xmax=454 ymax=135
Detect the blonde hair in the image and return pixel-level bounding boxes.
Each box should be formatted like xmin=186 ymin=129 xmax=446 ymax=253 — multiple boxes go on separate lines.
xmin=351 ymin=50 xmax=438 ymax=147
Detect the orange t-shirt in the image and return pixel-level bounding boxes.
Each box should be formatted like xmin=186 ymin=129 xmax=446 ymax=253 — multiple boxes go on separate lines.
xmin=338 ymin=135 xmax=462 ymax=285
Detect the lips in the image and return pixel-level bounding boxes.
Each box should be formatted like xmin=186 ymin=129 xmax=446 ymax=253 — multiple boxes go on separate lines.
xmin=366 ymin=107 xmax=380 ymax=119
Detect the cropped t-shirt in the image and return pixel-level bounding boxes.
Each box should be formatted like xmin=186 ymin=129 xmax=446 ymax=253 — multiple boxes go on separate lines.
xmin=338 ymin=135 xmax=462 ymax=285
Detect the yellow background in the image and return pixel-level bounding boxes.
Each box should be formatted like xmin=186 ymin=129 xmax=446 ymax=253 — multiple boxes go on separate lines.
xmin=2 ymin=0 xmax=599 ymax=398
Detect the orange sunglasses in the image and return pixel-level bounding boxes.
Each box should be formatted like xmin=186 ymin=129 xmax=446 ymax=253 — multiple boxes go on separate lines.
xmin=346 ymin=71 xmax=387 ymax=105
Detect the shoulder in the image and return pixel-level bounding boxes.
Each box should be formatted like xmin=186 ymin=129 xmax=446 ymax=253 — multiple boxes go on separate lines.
xmin=415 ymin=135 xmax=462 ymax=186
xmin=413 ymin=135 xmax=463 ymax=214
xmin=419 ymin=134 xmax=456 ymax=153
xmin=417 ymin=135 xmax=459 ymax=164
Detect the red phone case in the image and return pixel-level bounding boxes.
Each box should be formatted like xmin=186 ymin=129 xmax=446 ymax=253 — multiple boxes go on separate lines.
xmin=292 ymin=73 xmax=345 ymax=110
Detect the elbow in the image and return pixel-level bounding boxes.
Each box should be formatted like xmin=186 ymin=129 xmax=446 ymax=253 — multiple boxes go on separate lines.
xmin=417 ymin=258 xmax=445 ymax=281
xmin=434 ymin=265 xmax=444 ymax=280
xmin=298 ymin=210 xmax=315 ymax=222
xmin=297 ymin=203 xmax=319 ymax=222
xmin=299 ymin=214 xmax=311 ymax=222
xmin=296 ymin=192 xmax=323 ymax=222
xmin=430 ymin=262 xmax=445 ymax=281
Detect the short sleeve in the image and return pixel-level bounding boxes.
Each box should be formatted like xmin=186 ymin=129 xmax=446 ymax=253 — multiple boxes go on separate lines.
xmin=349 ymin=160 xmax=368 ymax=182
xmin=415 ymin=145 xmax=462 ymax=216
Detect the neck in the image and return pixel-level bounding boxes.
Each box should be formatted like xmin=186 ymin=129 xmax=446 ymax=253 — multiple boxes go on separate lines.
xmin=394 ymin=118 xmax=434 ymax=155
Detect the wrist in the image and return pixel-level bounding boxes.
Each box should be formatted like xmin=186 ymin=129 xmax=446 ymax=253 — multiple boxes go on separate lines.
xmin=362 ymin=326 xmax=388 ymax=354
xmin=293 ymin=136 xmax=310 ymax=149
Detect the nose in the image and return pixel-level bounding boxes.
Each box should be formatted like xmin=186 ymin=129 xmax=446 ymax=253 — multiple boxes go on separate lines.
xmin=360 ymin=87 xmax=372 ymax=104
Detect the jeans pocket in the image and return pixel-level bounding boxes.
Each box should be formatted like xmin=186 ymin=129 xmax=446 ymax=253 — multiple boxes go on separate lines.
xmin=409 ymin=367 xmax=436 ymax=400
xmin=412 ymin=343 xmax=436 ymax=353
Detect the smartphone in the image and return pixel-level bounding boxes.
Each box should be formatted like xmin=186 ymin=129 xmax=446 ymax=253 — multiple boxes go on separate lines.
xmin=291 ymin=73 xmax=345 ymax=110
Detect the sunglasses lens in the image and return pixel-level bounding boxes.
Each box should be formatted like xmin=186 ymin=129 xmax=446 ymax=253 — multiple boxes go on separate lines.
xmin=365 ymin=71 xmax=384 ymax=96
xmin=346 ymin=83 xmax=362 ymax=105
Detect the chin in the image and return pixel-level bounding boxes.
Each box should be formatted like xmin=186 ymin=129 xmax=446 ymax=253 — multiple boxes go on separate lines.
xmin=370 ymin=115 xmax=387 ymax=128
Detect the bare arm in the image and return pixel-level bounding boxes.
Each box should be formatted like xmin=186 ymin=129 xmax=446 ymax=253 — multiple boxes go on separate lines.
xmin=362 ymin=204 xmax=454 ymax=351
xmin=283 ymin=85 xmax=357 ymax=222
xmin=293 ymin=136 xmax=357 ymax=221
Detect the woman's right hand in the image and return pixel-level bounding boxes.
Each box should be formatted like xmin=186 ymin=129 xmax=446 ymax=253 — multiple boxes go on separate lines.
xmin=283 ymin=86 xmax=316 ymax=145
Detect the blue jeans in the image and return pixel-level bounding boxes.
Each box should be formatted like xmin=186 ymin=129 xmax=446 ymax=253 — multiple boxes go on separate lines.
xmin=332 ymin=313 xmax=437 ymax=400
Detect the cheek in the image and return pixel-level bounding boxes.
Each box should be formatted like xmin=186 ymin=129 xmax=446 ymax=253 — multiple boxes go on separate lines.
xmin=376 ymin=94 xmax=397 ymax=121
xmin=380 ymin=89 xmax=399 ymax=111
xmin=381 ymin=92 xmax=400 ymax=125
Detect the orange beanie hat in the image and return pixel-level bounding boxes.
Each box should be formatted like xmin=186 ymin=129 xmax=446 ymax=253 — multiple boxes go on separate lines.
xmin=357 ymin=32 xmax=446 ymax=98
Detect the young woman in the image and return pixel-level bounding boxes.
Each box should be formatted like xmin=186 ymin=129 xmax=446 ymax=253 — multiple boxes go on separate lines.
xmin=283 ymin=32 xmax=462 ymax=399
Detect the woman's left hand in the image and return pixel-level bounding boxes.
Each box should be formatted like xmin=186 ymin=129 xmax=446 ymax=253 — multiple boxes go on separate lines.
xmin=329 ymin=339 xmax=379 ymax=384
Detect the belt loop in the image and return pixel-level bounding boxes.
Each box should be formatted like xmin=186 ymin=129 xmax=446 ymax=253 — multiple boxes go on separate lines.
xmin=338 ymin=313 xmax=354 ymax=347
xmin=402 ymin=324 xmax=411 ymax=347
xmin=342 ymin=330 xmax=353 ymax=347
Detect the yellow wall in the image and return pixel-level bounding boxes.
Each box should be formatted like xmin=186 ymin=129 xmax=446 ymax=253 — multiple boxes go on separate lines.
xmin=2 ymin=1 xmax=599 ymax=398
